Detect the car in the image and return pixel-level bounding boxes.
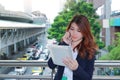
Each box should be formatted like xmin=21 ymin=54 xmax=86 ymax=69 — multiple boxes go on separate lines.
xmin=15 ymin=57 xmax=27 ymax=75
xmin=32 ymin=42 xmax=40 ymax=48
xmin=25 ymin=48 xmax=34 ymax=57
xmin=31 ymin=50 xmax=40 ymax=60
xmin=22 ymin=54 xmax=30 ymax=60
xmin=39 ymin=54 xmax=47 ymax=60
xmin=32 ymin=67 xmax=43 ymax=75
xmin=15 ymin=66 xmax=27 ymax=75
xmin=16 ymin=54 xmax=29 ymax=60
xmin=36 ymin=45 xmax=43 ymax=53
xmin=42 ymin=48 xmax=50 ymax=60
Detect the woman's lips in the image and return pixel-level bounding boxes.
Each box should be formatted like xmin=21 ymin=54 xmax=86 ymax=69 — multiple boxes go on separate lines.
xmin=72 ymin=36 xmax=77 ymax=39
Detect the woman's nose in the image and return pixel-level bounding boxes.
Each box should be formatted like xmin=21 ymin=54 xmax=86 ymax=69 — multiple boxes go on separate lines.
xmin=72 ymin=30 xmax=77 ymax=35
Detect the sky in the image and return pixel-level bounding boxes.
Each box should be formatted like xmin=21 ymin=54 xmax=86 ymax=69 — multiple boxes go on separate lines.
xmin=96 ymin=0 xmax=120 ymax=15
xmin=111 ymin=0 xmax=120 ymax=11
xmin=0 ymin=0 xmax=65 ymax=23
xmin=0 ymin=0 xmax=120 ymax=23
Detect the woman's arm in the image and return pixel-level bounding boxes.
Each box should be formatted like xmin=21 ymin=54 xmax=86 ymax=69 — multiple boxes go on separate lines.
xmin=48 ymin=57 xmax=57 ymax=69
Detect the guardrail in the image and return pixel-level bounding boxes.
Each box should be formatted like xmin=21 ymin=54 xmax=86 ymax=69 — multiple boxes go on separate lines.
xmin=0 ymin=60 xmax=120 ymax=80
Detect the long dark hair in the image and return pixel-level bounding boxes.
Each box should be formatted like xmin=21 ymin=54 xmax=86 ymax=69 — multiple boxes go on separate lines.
xmin=66 ymin=14 xmax=98 ymax=59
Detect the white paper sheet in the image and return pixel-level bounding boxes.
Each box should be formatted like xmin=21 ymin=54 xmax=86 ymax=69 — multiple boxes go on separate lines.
xmin=48 ymin=45 xmax=73 ymax=66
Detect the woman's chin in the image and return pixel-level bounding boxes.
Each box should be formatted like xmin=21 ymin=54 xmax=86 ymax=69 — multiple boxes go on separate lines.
xmin=72 ymin=39 xmax=77 ymax=42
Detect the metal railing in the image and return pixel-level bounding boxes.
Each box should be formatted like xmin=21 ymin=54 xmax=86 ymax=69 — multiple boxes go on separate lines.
xmin=0 ymin=60 xmax=120 ymax=80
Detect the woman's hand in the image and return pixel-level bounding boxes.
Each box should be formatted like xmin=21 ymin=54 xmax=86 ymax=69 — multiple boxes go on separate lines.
xmin=62 ymin=32 xmax=72 ymax=45
xmin=63 ymin=57 xmax=78 ymax=70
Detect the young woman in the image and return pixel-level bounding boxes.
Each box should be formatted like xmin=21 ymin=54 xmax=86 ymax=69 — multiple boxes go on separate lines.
xmin=48 ymin=14 xmax=98 ymax=80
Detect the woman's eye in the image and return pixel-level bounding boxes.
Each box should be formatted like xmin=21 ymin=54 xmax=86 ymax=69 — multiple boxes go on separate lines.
xmin=70 ymin=28 xmax=74 ymax=30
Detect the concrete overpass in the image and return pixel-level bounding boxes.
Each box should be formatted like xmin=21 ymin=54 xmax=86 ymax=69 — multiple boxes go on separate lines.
xmin=0 ymin=20 xmax=47 ymax=59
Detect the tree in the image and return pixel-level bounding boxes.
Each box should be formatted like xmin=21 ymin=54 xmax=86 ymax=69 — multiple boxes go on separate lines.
xmin=48 ymin=0 xmax=102 ymax=48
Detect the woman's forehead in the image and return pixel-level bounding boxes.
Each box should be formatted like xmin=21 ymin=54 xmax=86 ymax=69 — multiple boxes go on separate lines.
xmin=70 ymin=23 xmax=79 ymax=28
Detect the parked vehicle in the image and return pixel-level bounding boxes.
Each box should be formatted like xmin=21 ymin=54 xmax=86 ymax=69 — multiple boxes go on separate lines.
xmin=42 ymin=48 xmax=50 ymax=60
xmin=32 ymin=67 xmax=43 ymax=75
xmin=22 ymin=54 xmax=30 ymax=60
xmin=31 ymin=50 xmax=40 ymax=60
xmin=25 ymin=48 xmax=34 ymax=57
xmin=40 ymin=54 xmax=47 ymax=60
xmin=15 ymin=66 xmax=27 ymax=75
xmin=36 ymin=45 xmax=43 ymax=53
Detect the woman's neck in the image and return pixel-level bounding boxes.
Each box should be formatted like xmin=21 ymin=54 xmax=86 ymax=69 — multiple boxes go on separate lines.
xmin=71 ymin=39 xmax=82 ymax=48
xmin=71 ymin=41 xmax=80 ymax=49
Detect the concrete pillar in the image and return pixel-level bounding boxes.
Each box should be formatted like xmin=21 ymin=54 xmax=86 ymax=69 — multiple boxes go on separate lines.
xmin=6 ymin=46 xmax=9 ymax=56
xmin=24 ymin=39 xmax=26 ymax=47
xmin=14 ymin=43 xmax=17 ymax=53
xmin=27 ymin=38 xmax=30 ymax=45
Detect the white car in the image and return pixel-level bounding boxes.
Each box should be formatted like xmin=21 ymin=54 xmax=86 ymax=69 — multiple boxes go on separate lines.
xmin=31 ymin=51 xmax=40 ymax=60
xmin=15 ymin=66 xmax=27 ymax=75
xmin=40 ymin=54 xmax=47 ymax=60
xmin=42 ymin=48 xmax=50 ymax=60
xmin=25 ymin=48 xmax=34 ymax=57
xmin=37 ymin=45 xmax=43 ymax=53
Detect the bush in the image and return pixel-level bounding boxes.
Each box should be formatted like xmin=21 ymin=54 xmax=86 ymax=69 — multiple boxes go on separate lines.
xmin=97 ymin=41 xmax=105 ymax=49
xmin=109 ymin=46 xmax=120 ymax=60
xmin=99 ymin=54 xmax=110 ymax=60
xmin=99 ymin=46 xmax=120 ymax=60
xmin=107 ymin=45 xmax=115 ymax=52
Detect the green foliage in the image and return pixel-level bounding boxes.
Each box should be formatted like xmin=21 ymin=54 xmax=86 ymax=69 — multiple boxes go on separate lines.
xmin=107 ymin=45 xmax=115 ymax=52
xmin=108 ymin=46 xmax=120 ymax=60
xmin=48 ymin=0 xmax=101 ymax=44
xmin=114 ymin=32 xmax=120 ymax=46
xmin=99 ymin=54 xmax=110 ymax=60
xmin=99 ymin=46 xmax=120 ymax=60
xmin=99 ymin=32 xmax=120 ymax=60
xmin=113 ymin=68 xmax=120 ymax=75
xmin=96 ymin=40 xmax=105 ymax=49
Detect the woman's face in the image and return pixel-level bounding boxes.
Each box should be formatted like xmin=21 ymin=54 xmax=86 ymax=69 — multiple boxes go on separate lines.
xmin=69 ymin=22 xmax=83 ymax=42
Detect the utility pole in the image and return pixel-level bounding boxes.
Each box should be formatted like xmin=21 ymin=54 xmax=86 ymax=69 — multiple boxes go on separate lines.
xmin=104 ymin=0 xmax=111 ymax=47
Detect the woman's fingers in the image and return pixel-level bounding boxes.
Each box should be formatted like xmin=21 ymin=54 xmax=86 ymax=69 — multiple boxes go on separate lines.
xmin=62 ymin=32 xmax=72 ymax=45
xmin=63 ymin=57 xmax=78 ymax=70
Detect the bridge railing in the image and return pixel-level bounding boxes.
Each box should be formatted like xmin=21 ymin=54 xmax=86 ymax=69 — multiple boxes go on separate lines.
xmin=0 ymin=60 xmax=120 ymax=80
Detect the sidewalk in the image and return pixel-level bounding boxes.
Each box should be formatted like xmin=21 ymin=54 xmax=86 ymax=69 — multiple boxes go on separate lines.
xmin=8 ymin=47 xmax=27 ymax=60
xmin=10 ymin=51 xmax=25 ymax=60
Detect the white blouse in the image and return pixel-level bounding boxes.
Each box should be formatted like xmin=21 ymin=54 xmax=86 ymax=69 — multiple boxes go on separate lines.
xmin=63 ymin=50 xmax=78 ymax=80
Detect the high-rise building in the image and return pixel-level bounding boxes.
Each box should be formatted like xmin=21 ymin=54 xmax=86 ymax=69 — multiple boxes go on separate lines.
xmin=24 ymin=0 xmax=32 ymax=14
xmin=85 ymin=0 xmax=105 ymax=9
xmin=0 ymin=4 xmax=5 ymax=11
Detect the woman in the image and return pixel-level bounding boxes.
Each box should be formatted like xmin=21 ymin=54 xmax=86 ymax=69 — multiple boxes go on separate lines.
xmin=48 ymin=14 xmax=98 ymax=80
